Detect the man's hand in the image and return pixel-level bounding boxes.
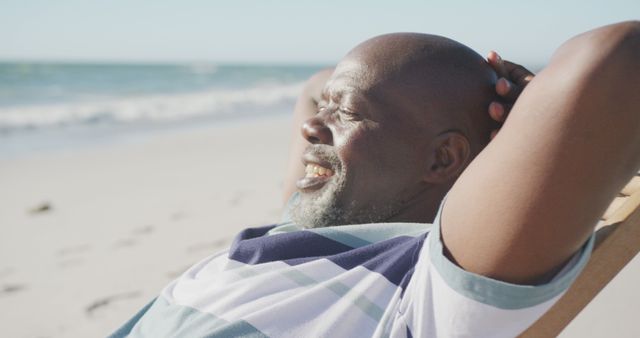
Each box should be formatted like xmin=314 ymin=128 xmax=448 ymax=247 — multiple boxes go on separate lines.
xmin=486 ymin=51 xmax=535 ymax=139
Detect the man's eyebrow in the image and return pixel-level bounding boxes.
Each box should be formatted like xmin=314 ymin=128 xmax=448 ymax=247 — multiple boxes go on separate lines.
xmin=321 ymin=84 xmax=343 ymax=100
xmin=321 ymin=86 xmax=363 ymax=102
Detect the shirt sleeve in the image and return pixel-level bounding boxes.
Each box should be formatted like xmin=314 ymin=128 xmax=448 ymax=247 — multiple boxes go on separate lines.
xmin=397 ymin=199 xmax=595 ymax=338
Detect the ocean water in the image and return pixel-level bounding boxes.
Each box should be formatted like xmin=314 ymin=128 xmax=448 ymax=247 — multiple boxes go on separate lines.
xmin=0 ymin=62 xmax=325 ymax=157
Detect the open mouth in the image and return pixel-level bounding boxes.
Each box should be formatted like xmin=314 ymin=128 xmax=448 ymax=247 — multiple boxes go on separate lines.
xmin=296 ymin=162 xmax=335 ymax=191
xmin=304 ymin=163 xmax=334 ymax=178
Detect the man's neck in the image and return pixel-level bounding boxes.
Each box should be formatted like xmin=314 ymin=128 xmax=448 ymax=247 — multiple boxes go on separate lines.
xmin=384 ymin=185 xmax=448 ymax=224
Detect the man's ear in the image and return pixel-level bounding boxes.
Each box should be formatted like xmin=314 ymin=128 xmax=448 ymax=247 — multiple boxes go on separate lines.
xmin=423 ymin=131 xmax=471 ymax=184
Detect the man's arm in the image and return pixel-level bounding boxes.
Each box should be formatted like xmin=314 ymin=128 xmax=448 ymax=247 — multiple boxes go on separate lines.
xmin=283 ymin=68 xmax=334 ymax=203
xmin=442 ymin=21 xmax=640 ymax=284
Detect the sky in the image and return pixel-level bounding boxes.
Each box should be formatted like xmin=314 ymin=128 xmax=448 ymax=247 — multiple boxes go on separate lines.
xmin=1 ymin=0 xmax=638 ymax=66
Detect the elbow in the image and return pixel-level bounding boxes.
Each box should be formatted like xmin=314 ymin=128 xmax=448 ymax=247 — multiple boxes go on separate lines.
xmin=617 ymin=20 xmax=640 ymax=37
xmin=597 ymin=21 xmax=640 ymax=71
xmin=552 ymin=21 xmax=640 ymax=72
xmin=605 ymin=21 xmax=640 ymax=59
xmin=605 ymin=20 xmax=640 ymax=38
xmin=567 ymin=21 xmax=640 ymax=62
xmin=578 ymin=20 xmax=639 ymax=53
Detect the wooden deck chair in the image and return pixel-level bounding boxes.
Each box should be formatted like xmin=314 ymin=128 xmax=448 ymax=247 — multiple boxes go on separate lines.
xmin=520 ymin=172 xmax=640 ymax=337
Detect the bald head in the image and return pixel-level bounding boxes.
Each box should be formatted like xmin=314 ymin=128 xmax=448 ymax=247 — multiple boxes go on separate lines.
xmin=333 ymin=33 xmax=498 ymax=153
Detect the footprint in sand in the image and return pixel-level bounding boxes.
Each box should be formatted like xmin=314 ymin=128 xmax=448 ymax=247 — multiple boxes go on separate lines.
xmin=0 ymin=283 xmax=27 ymax=296
xmin=28 ymin=201 xmax=52 ymax=215
xmin=85 ymin=291 xmax=141 ymax=316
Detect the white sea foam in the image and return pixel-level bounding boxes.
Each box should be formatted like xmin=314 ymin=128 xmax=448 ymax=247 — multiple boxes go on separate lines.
xmin=0 ymin=82 xmax=303 ymax=132
xmin=187 ymin=63 xmax=218 ymax=75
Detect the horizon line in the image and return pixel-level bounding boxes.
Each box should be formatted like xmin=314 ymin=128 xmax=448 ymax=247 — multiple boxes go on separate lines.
xmin=0 ymin=57 xmax=337 ymax=67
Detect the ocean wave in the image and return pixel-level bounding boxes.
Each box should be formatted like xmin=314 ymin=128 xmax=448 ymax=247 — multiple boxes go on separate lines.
xmin=0 ymin=82 xmax=303 ymax=132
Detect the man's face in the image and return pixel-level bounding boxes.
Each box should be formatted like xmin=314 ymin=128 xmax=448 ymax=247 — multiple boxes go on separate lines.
xmin=290 ymin=59 xmax=436 ymax=228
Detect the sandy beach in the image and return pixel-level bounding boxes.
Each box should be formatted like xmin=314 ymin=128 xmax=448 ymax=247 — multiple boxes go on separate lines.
xmin=0 ymin=116 xmax=291 ymax=337
xmin=1 ymin=114 xmax=639 ymax=337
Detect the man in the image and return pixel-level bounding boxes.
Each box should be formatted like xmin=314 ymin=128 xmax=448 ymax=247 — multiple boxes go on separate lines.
xmin=111 ymin=22 xmax=640 ymax=337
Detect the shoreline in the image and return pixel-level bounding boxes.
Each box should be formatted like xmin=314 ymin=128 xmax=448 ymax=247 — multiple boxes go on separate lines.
xmin=0 ymin=110 xmax=293 ymax=160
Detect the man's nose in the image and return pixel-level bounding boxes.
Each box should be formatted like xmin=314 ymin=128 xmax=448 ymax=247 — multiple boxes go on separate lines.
xmin=301 ymin=115 xmax=333 ymax=145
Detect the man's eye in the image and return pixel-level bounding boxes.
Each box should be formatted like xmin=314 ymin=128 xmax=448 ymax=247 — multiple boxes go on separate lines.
xmin=339 ymin=108 xmax=362 ymax=121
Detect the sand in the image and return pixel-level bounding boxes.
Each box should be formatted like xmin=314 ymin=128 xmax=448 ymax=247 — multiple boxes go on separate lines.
xmin=0 ymin=116 xmax=290 ymax=337
xmin=0 ymin=114 xmax=638 ymax=337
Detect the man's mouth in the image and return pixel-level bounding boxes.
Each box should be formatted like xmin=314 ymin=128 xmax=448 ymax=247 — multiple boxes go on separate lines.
xmin=296 ymin=162 xmax=335 ymax=191
xmin=304 ymin=163 xmax=334 ymax=178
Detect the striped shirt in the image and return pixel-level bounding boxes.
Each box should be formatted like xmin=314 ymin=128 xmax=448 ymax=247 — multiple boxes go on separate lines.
xmin=110 ymin=201 xmax=593 ymax=337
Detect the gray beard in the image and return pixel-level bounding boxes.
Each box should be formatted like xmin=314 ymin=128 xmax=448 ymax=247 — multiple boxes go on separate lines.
xmin=289 ymin=172 xmax=403 ymax=228
xmin=290 ymin=171 xmax=348 ymax=228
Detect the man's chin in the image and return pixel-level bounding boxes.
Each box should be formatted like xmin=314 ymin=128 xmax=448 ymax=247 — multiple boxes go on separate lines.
xmin=291 ymin=185 xmax=404 ymax=228
xmin=290 ymin=189 xmax=344 ymax=228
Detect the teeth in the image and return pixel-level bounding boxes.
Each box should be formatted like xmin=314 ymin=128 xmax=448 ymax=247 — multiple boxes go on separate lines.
xmin=304 ymin=164 xmax=334 ymax=178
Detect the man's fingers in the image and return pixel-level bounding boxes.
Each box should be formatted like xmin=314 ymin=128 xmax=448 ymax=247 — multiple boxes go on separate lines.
xmin=496 ymin=78 xmax=510 ymax=96
xmin=488 ymin=51 xmax=535 ymax=89
xmin=487 ymin=51 xmax=508 ymax=79
xmin=489 ymin=101 xmax=514 ymax=123
xmin=496 ymin=78 xmax=522 ymax=102
xmin=502 ymin=60 xmax=534 ymax=87
xmin=489 ymin=102 xmax=505 ymax=122
xmin=488 ymin=52 xmax=529 ymax=128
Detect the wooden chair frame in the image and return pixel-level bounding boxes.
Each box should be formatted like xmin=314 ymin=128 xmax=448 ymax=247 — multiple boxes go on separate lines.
xmin=520 ymin=174 xmax=640 ymax=337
